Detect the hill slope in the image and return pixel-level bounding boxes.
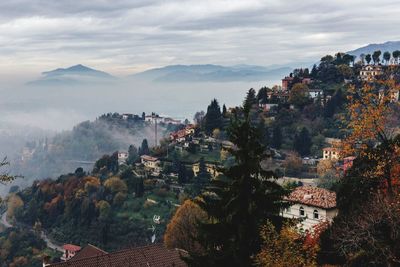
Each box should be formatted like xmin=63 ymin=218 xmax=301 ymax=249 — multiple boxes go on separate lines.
xmin=132 ymin=64 xmax=291 ymax=83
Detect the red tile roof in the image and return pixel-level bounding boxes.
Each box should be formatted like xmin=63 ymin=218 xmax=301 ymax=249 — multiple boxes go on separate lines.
xmin=140 ymin=155 xmax=159 ymax=162
xmin=49 ymin=244 xmax=187 ymax=267
xmin=63 ymin=244 xmax=81 ymax=252
xmin=286 ymin=186 xmax=337 ymax=209
xmin=70 ymin=244 xmax=107 ymax=261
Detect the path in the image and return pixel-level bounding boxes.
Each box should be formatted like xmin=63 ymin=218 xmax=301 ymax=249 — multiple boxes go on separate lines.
xmin=0 ymin=211 xmax=12 ymax=228
xmin=0 ymin=210 xmax=63 ymax=252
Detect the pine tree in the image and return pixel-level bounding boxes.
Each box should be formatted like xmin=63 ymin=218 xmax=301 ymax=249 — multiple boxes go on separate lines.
xmin=222 ymin=104 xmax=227 ymax=117
xmin=186 ymin=112 xmax=288 ymax=267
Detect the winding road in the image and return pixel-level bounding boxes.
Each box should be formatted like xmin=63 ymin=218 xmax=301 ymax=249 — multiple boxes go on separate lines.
xmin=0 ymin=210 xmax=63 ymax=252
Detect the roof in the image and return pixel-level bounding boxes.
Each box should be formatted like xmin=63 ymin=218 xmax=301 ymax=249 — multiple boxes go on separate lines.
xmin=323 ymin=147 xmax=340 ymax=152
xmin=49 ymin=244 xmax=187 ymax=267
xmin=286 ymin=186 xmax=337 ymax=209
xmin=70 ymin=244 xmax=108 ymax=261
xmin=63 ymin=244 xmax=82 ymax=252
xmin=140 ymin=155 xmax=159 ymax=162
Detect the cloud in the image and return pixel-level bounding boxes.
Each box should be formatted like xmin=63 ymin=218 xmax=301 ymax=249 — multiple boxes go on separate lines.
xmin=0 ymin=0 xmax=399 ymax=81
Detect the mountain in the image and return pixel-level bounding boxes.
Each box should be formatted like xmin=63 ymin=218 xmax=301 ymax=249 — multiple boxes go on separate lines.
xmin=347 ymin=41 xmax=400 ymax=58
xmin=28 ymin=64 xmax=115 ymax=86
xmin=131 ymin=64 xmax=292 ymax=83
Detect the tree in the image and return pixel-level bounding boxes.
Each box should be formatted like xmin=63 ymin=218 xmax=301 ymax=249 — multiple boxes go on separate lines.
xmin=164 ymin=199 xmax=208 ymax=254
xmin=383 ymin=51 xmax=391 ymax=65
xmin=288 ymin=83 xmax=310 ymax=108
xmin=392 ymin=50 xmax=400 ymax=64
xmin=203 ymin=99 xmax=223 ymax=135
xmin=365 ymin=54 xmax=372 ymax=65
xmin=222 ymin=104 xmax=227 ymax=116
xmin=178 ymin=164 xmax=188 ymax=184
xmin=0 ymin=158 xmax=19 ymax=203
xmin=194 ymin=111 xmax=205 ymax=125
xmin=359 ymin=53 xmax=365 ymax=65
xmin=294 ymin=127 xmax=312 ymax=156
xmin=271 ymin=125 xmax=282 ymax=149
xmin=141 ymin=112 xmax=146 ymax=120
xmin=138 ymin=139 xmax=150 ymax=156
xmin=255 ymin=221 xmax=320 ymax=267
xmin=186 ymin=111 xmax=287 ymax=266
xmin=316 ymin=159 xmax=335 ymax=177
xmin=282 ymin=152 xmax=302 ymax=176
xmin=127 ymin=145 xmax=138 ymax=164
xmin=372 ymin=50 xmax=381 ymax=65
xmin=343 ymin=81 xmax=400 ymax=196
xmin=243 ymin=88 xmax=258 ymax=114
xmin=104 ymin=177 xmax=128 ymax=194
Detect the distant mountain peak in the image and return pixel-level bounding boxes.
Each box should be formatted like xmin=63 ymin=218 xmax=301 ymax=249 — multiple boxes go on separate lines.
xmin=347 ymin=41 xmax=400 ymax=57
xmin=28 ymin=64 xmax=115 ymax=86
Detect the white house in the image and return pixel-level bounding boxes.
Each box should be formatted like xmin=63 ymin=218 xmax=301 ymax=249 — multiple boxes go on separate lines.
xmin=308 ymin=89 xmax=323 ymax=99
xmin=117 ymin=151 xmax=129 ymax=165
xmin=322 ymin=147 xmax=341 ymax=160
xmin=282 ymin=186 xmax=338 ymax=231
xmin=359 ymin=65 xmax=383 ymax=81
xmin=60 ymin=244 xmax=81 ymax=261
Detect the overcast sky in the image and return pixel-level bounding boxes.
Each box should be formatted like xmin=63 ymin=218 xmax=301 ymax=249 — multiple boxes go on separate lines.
xmin=0 ymin=0 xmax=399 ymax=81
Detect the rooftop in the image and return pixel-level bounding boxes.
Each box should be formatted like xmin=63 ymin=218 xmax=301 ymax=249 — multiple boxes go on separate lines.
xmin=49 ymin=244 xmax=187 ymax=267
xmin=62 ymin=244 xmax=82 ymax=252
xmin=286 ymin=186 xmax=337 ymax=209
xmin=140 ymin=155 xmax=159 ymax=162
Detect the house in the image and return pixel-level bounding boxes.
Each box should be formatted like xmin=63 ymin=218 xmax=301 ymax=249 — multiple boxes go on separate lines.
xmin=163 ymin=117 xmax=182 ymax=125
xmin=140 ymin=155 xmax=161 ymax=174
xmin=121 ymin=113 xmax=133 ymax=120
xmin=282 ymin=186 xmax=338 ymax=231
xmin=46 ymin=243 xmax=187 ymax=267
xmin=60 ymin=244 xmax=81 ymax=261
xmin=192 ymin=162 xmax=222 ymax=178
xmin=308 ymin=88 xmax=323 ymax=99
xmin=282 ymin=76 xmax=294 ymax=91
xmin=323 ymin=147 xmax=341 ymax=160
xmin=359 ymin=65 xmax=383 ymax=81
xmin=118 ymin=151 xmax=129 ymax=165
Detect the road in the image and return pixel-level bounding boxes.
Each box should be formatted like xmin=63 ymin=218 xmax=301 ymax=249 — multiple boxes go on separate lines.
xmin=0 ymin=211 xmax=12 ymax=228
xmin=0 ymin=210 xmax=63 ymax=252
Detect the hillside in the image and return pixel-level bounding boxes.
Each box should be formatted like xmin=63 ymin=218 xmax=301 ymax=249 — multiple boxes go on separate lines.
xmin=132 ymin=64 xmax=292 ymax=83
xmin=347 ymin=40 xmax=400 ymax=58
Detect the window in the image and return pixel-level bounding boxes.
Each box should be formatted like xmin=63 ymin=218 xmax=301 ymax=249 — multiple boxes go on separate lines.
xmin=313 ymin=210 xmax=319 ymax=219
xmin=299 ymin=206 xmax=305 ymax=217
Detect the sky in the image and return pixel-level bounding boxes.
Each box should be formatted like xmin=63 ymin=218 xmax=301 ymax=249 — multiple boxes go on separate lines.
xmin=0 ymin=0 xmax=400 ymax=82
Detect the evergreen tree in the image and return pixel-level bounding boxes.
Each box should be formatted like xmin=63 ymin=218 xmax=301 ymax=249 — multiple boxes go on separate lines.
xmin=141 ymin=112 xmax=146 ymax=121
xmin=187 ymin=112 xmax=287 ymax=267
xmin=204 ymin=99 xmax=223 ymax=135
xmin=271 ymin=125 xmax=282 ymax=149
xmin=222 ymin=104 xmax=227 ymax=117
xmin=127 ymin=145 xmax=138 ymax=164
xmin=138 ymin=139 xmax=150 ymax=156
xmin=243 ymin=88 xmax=258 ymax=114
xmin=294 ymin=127 xmax=312 ymax=156
xmin=178 ymin=165 xmax=188 ymax=184
xmin=257 ymin=87 xmax=269 ymax=104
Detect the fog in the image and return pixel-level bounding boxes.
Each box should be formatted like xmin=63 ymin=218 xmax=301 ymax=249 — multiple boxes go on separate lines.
xmin=0 ymin=78 xmax=278 ymax=196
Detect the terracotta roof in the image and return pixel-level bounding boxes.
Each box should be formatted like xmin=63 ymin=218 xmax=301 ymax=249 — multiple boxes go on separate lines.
xmin=63 ymin=244 xmax=81 ymax=252
xmin=286 ymin=186 xmax=337 ymax=209
xmin=70 ymin=244 xmax=108 ymax=261
xmin=140 ymin=155 xmax=159 ymax=162
xmin=49 ymin=244 xmax=187 ymax=267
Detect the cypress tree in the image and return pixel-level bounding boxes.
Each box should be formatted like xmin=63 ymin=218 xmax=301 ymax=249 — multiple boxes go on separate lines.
xmin=272 ymin=125 xmax=282 ymax=149
xmin=294 ymin=127 xmax=312 ymax=156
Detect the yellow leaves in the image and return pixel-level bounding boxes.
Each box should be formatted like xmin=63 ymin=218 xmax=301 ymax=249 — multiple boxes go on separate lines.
xmin=255 ymin=221 xmax=319 ymax=267
xmin=7 ymin=194 xmax=24 ymax=218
